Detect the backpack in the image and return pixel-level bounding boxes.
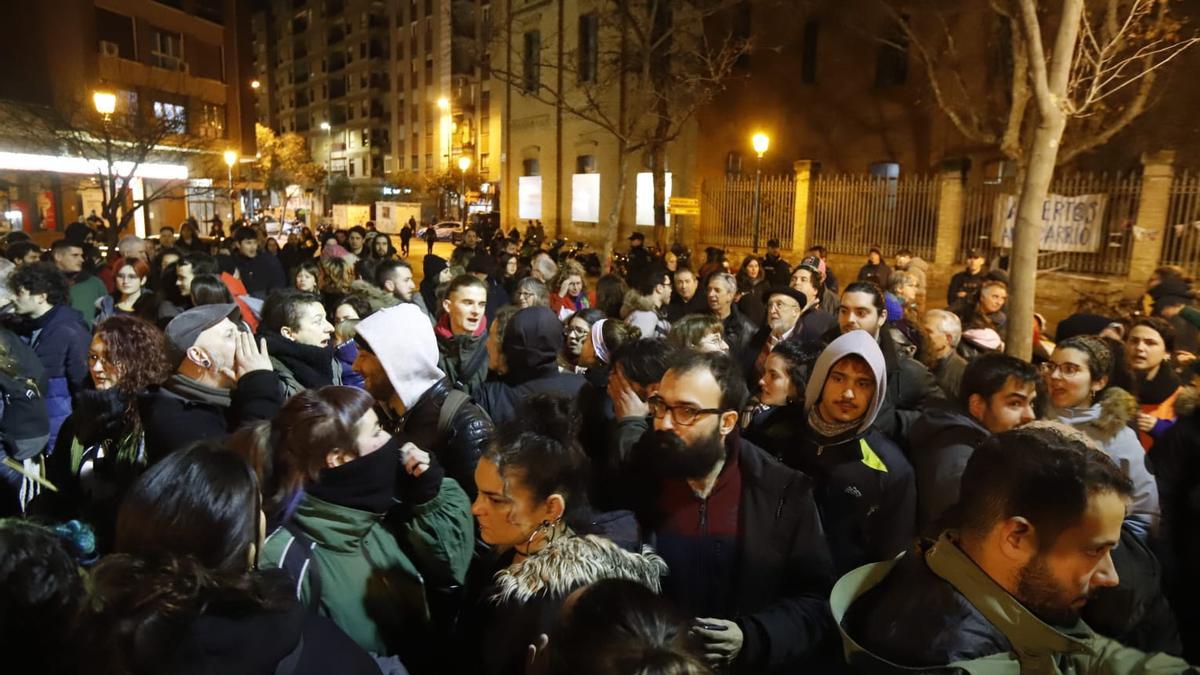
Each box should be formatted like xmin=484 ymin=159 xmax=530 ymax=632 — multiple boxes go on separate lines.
xmin=277 ymin=522 xmax=323 ymax=609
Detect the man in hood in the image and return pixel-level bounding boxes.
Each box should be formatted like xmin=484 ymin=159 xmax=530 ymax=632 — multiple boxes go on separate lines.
xmin=908 ymin=353 xmax=1039 ymax=534
xmin=354 ymin=304 xmax=493 ymax=499
xmin=474 ymin=306 xmax=585 ymax=425
xmin=786 ymin=330 xmax=916 ymax=574
xmin=437 ymin=274 xmax=490 ymax=393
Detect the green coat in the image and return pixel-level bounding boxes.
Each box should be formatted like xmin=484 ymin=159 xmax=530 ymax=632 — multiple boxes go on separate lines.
xmin=832 ymin=533 xmax=1195 ymax=674
xmin=259 ymin=479 xmax=473 ymax=658
xmin=69 ymin=275 xmax=107 ymax=328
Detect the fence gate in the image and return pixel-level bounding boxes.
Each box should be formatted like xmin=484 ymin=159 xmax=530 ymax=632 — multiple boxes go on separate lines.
xmin=807 ymin=174 xmax=940 ymax=260
xmin=1162 ymin=171 xmax=1200 ymax=276
xmin=698 ymin=175 xmax=796 ymax=251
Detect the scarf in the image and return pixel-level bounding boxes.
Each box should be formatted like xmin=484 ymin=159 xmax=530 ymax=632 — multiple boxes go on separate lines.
xmin=1135 ymin=364 xmax=1181 ymax=406
xmin=591 ymin=319 xmax=610 ymax=364
xmin=264 ymin=332 xmax=336 ymax=389
xmin=807 ymin=405 xmax=860 ymax=441
xmin=164 ymin=373 xmax=232 ymax=408
xmin=307 ymin=437 xmax=400 ymax=514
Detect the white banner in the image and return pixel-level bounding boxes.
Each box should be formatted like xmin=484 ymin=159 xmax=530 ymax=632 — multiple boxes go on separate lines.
xmin=571 ymin=173 xmax=601 ymax=223
xmin=992 ymin=192 xmax=1109 ymax=253
xmin=518 ymin=176 xmax=542 ymax=220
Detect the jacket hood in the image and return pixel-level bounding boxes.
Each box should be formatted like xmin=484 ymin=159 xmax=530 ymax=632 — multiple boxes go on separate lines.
xmin=622 ymin=288 xmax=657 ymax=315
xmin=491 ymin=534 xmax=667 ymax=604
xmin=804 ymin=330 xmax=888 ymax=435
xmin=348 ymin=279 xmax=400 ymax=312
xmin=503 ymin=306 xmax=563 ymax=383
xmin=1052 ymin=387 xmax=1138 ymax=441
xmin=355 ymin=304 xmax=444 ymax=409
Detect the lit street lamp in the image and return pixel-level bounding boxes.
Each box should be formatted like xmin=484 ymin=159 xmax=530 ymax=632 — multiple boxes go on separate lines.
xmin=93 ymin=91 xmax=116 ymax=118
xmin=250 ymin=79 xmax=261 ymax=90
xmin=458 ymin=155 xmax=472 ymax=221
xmin=751 ymin=132 xmax=770 ymax=253
xmin=320 ymin=121 xmax=332 ymax=215
xmin=224 ymin=150 xmax=238 ymax=223
xmin=93 ymin=91 xmax=117 ymax=233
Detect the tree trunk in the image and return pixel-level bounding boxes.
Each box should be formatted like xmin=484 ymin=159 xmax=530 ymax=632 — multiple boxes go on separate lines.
xmin=603 ymin=150 xmax=631 ymax=271
xmin=1006 ymin=109 xmax=1067 ymax=360
xmin=652 ymin=140 xmax=668 ymax=251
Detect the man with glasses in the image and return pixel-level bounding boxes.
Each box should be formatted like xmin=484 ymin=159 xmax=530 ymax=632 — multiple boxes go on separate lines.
xmin=621 ymin=350 xmax=835 ymax=672
xmin=742 ymin=286 xmax=819 ymax=386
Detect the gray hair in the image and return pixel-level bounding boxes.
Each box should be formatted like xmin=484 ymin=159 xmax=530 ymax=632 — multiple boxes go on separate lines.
xmin=707 ymin=272 xmax=736 ymax=294
xmin=118 ymin=235 xmax=144 ymax=253
xmin=888 ymin=270 xmax=915 ymax=295
xmin=532 ymin=253 xmax=558 ymax=283
xmin=515 ymin=276 xmax=550 ymax=307
xmin=924 ymin=309 xmax=962 ymax=348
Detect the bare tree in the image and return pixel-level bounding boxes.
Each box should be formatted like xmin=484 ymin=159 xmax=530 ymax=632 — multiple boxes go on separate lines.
xmin=493 ymin=0 xmax=747 ymax=259
xmin=876 ymin=0 xmax=1198 ymax=358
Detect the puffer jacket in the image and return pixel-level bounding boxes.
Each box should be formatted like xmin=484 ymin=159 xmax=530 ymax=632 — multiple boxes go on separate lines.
xmin=1052 ymin=387 xmax=1160 ymax=539
xmin=395 ymin=377 xmax=493 ymax=500
xmin=455 ymin=512 xmax=667 ymax=675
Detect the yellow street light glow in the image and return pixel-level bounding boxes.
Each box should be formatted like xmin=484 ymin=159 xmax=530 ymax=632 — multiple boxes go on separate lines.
xmin=223 ymin=150 xmax=238 ymax=166
xmin=437 ymin=97 xmax=450 ymax=111
xmin=250 ymin=79 xmax=261 ymax=90
xmin=93 ymin=91 xmax=117 ymax=116
xmin=319 ymin=121 xmax=331 ymax=130
xmin=458 ymin=155 xmax=472 ymax=172
xmin=751 ymin=132 xmax=770 ymax=158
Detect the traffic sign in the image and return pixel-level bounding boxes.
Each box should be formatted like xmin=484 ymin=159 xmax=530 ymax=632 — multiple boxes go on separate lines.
xmin=667 ymin=205 xmax=700 ymax=215
xmin=668 ymin=197 xmax=699 ymax=208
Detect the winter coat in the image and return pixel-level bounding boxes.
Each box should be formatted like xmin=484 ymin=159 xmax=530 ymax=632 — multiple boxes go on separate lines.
xmin=68 ymin=272 xmax=108 ymax=328
xmin=13 ymin=305 xmax=90 ymax=451
xmin=474 ymin=306 xmax=584 ymax=426
xmin=876 ymin=326 xmax=946 ymax=444
xmin=762 ymin=253 xmax=792 ymax=287
xmin=947 ymin=269 xmax=987 ymax=307
xmin=435 ymin=313 xmax=489 ymax=394
xmin=139 ymin=370 xmax=283 ymax=461
xmin=263 ymin=331 xmax=342 ymax=400
xmin=908 ymin=404 xmax=991 ymax=535
xmin=833 ymin=533 xmax=1193 ymax=674
xmin=455 ymin=512 xmax=667 ymax=675
xmin=394 ymin=377 xmax=493 ymax=501
xmin=94 ymin=291 xmax=159 ymax=325
xmin=742 ymin=402 xmax=806 ymax=463
xmin=1051 ymin=388 xmax=1160 ymax=539
xmin=1133 ymin=365 xmax=1181 ymax=451
xmin=932 ymin=351 xmax=968 ymax=403
xmin=720 ymin=304 xmax=759 ymax=362
xmin=622 ymin=289 xmax=670 ymax=339
xmin=234 ymin=250 xmax=287 ymax=299
xmin=665 ymin=292 xmax=709 ymax=323
xmin=335 ymin=339 xmax=367 ymax=390
xmin=259 ymin=479 xmax=473 ymax=668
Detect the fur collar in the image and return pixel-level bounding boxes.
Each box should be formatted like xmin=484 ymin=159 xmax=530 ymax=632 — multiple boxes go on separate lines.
xmin=620 ymin=288 xmax=658 ymax=317
xmin=1175 ymin=385 xmax=1199 ymax=418
xmin=1091 ymin=387 xmax=1140 ymax=440
xmin=491 ymin=534 xmax=667 ymax=605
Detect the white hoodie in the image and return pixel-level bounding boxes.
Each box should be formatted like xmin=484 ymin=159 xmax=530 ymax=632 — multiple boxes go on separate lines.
xmin=355 ymin=304 xmax=445 ymax=409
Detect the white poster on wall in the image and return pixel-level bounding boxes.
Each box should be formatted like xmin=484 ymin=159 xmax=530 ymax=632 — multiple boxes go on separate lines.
xmin=571 ymin=173 xmax=601 ymax=223
xmin=518 ymin=176 xmax=543 ymax=220
xmin=636 ymin=172 xmax=672 ymax=226
xmin=991 ymin=193 xmax=1109 ymax=252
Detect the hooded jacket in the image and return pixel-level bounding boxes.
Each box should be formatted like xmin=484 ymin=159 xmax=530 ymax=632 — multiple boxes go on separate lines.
xmin=791 ymin=330 xmax=917 ymax=574
xmin=419 ymin=254 xmax=447 ymax=313
xmin=908 ymin=404 xmax=991 ymax=535
xmin=356 ymin=305 xmax=492 ymax=498
xmin=435 ymin=312 xmax=489 ymax=394
xmin=1051 ymin=388 xmax=1160 ymax=539
xmin=10 ymin=304 xmax=91 ymax=451
xmin=623 ymin=289 xmax=670 ymax=339
xmin=474 ymin=306 xmax=585 ymax=425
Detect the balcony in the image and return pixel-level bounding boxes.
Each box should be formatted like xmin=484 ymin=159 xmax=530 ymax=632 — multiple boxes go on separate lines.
xmin=326 ymin=26 xmax=345 ymax=45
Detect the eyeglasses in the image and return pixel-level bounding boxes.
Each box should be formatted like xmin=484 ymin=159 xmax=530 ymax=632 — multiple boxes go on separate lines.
xmin=1040 ymin=362 xmax=1085 ymax=377
xmin=516 ymin=291 xmax=537 ymax=300
xmin=766 ymin=299 xmax=801 ymax=311
xmin=647 ymin=394 xmax=724 ymax=426
xmin=565 ymin=326 xmax=589 ymax=337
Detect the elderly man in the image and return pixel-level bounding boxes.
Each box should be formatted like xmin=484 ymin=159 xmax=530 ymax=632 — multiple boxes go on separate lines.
xmin=742 ymin=286 xmax=814 ymax=385
xmin=923 ymin=309 xmax=968 ymax=401
xmin=706 ymin=272 xmax=757 ymax=361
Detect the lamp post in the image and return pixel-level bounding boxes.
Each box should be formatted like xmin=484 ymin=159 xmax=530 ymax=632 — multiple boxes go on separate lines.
xmin=750 ymin=132 xmax=770 ymax=253
xmin=93 ymin=91 xmax=117 ymax=233
xmin=457 ymin=155 xmax=471 ymax=221
xmin=224 ymin=150 xmax=238 ymax=223
xmin=319 ymin=121 xmax=332 ymax=216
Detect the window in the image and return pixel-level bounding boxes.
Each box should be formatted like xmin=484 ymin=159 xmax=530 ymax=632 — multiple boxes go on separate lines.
xmin=482 ymin=4 xmax=493 ymax=42
xmin=349 ymin=158 xmax=356 ymax=177
xmin=875 ymin=18 xmax=909 ymax=87
xmin=96 ymin=8 xmax=135 ymax=59
xmin=153 ymin=101 xmax=187 ymax=131
xmin=195 ymin=102 xmax=226 ymax=139
xmin=725 ymin=151 xmax=743 ymax=175
xmin=575 ymin=154 xmax=597 ymax=173
xmin=523 ymin=31 xmax=541 ymax=92
xmin=578 ymin=13 xmax=598 ymax=83
xmin=523 ymin=158 xmax=540 ymax=176
xmin=412 ymin=154 xmax=419 ymax=170
xmin=801 ymin=20 xmax=820 ymax=83
xmin=152 ymin=29 xmax=185 ymax=71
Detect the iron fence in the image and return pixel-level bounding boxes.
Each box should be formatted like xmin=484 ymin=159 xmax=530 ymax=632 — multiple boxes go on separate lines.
xmin=808 ymin=174 xmax=940 ymax=260
xmin=960 ymin=173 xmax=1140 ymax=276
xmin=698 ymin=175 xmax=796 ymax=251
xmin=1161 ymin=171 xmax=1200 ymax=275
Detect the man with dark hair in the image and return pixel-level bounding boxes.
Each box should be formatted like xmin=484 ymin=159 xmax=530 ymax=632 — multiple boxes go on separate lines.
xmin=375 ymin=259 xmax=433 ymax=321
xmin=6 ymin=241 xmax=42 ymax=266
xmin=621 ymin=350 xmax=836 ymax=672
xmin=835 ymin=424 xmax=1193 ymax=672
xmin=158 ymin=225 xmax=176 ymax=249
xmin=346 ymin=225 xmax=367 ymax=257
xmin=437 ymin=274 xmax=489 ymax=392
xmin=466 ymin=253 xmax=510 ymax=323
xmin=51 ymin=239 xmax=106 ymax=327
xmin=259 ymin=288 xmax=340 ymax=398
xmin=6 ymin=262 xmax=89 ymax=452
xmin=231 ymin=227 xmax=285 ymax=299
xmin=761 ymin=238 xmax=791 ymax=287
xmin=159 ymin=252 xmax=219 ymax=325
xmin=626 ymin=263 xmax=672 ymax=339
xmin=666 ymin=266 xmax=706 ymax=322
xmin=806 ymin=245 xmax=838 ymax=294
xmin=947 ymin=248 xmax=988 ymax=308
xmin=909 ymin=353 xmax=1040 ymax=533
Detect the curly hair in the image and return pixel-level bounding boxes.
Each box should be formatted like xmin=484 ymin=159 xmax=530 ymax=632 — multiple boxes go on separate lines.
xmin=319 ymin=256 xmax=356 ymax=295
xmin=9 ymin=262 xmax=69 ymax=306
xmin=93 ymin=316 xmax=173 ymax=407
xmin=552 ymin=259 xmax=588 ymax=293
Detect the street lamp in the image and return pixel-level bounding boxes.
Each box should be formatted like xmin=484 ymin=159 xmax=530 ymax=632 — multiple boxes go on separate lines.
xmin=319 ymin=122 xmax=332 ymax=215
xmin=93 ymin=90 xmax=118 ymax=233
xmin=250 ymin=79 xmax=261 ymax=90
xmin=93 ymin=91 xmax=117 ymax=117
xmin=750 ymin=132 xmax=770 ymax=253
xmin=224 ymin=150 xmax=238 ymax=223
xmin=457 ymin=155 xmax=472 ymax=220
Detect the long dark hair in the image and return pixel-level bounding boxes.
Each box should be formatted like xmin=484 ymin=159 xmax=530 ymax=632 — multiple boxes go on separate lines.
xmin=188 ymin=273 xmax=233 ymax=306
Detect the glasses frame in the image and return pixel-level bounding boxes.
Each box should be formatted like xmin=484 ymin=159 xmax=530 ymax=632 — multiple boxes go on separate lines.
xmin=647 ymin=394 xmax=725 ymax=427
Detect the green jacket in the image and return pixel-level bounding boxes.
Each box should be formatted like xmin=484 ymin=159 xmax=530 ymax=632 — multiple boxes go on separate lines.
xmin=832 ymin=533 xmax=1196 ymax=674
xmin=69 ymin=275 xmax=107 ymax=328
xmin=259 ymin=479 xmax=473 ymax=658
xmin=438 ymin=331 xmax=488 ymax=394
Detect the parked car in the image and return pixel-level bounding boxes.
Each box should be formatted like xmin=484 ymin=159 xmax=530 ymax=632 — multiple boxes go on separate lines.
xmin=416 ymin=221 xmax=464 ymax=243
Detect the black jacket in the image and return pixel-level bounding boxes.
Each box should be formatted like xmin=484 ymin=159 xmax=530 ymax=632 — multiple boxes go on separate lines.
xmin=634 ymin=437 xmax=837 ymax=673
xmin=395 ymin=377 xmax=493 ymax=500
xmin=786 ymin=424 xmax=917 ymax=575
xmin=908 ymin=404 xmax=990 ymax=535
xmin=946 ymin=269 xmax=987 ymax=307
xmin=741 ymin=313 xmax=831 ymax=383
xmin=235 ymin=251 xmax=287 ymax=299
xmin=665 ymin=292 xmax=708 ymax=323
xmin=720 ymin=305 xmax=759 ymax=362
xmin=139 ymin=370 xmax=283 ymax=461
xmin=475 ymin=306 xmax=584 ymax=426
xmin=762 ymin=253 xmax=792 ymax=287
xmin=742 ymin=403 xmax=805 ymax=462
xmin=876 ymin=327 xmax=945 ymax=443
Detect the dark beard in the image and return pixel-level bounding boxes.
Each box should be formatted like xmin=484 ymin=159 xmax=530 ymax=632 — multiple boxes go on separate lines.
xmin=1015 ymin=554 xmax=1088 ymax=626
xmin=636 ymin=428 xmax=726 ymax=481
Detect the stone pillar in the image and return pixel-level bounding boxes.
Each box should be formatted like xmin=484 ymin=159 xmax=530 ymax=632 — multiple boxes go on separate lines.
xmin=1128 ymin=150 xmax=1176 ymax=284
xmin=933 ymin=158 xmax=967 ymax=267
xmin=791 ymin=160 xmax=814 ymax=253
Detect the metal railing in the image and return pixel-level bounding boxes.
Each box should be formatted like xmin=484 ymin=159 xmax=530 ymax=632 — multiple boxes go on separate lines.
xmin=698 ymin=174 xmax=796 ymax=251
xmin=960 ymin=173 xmax=1139 ymax=275
xmin=808 ymin=173 xmax=940 ymax=260
xmin=1161 ymin=171 xmax=1200 ymax=275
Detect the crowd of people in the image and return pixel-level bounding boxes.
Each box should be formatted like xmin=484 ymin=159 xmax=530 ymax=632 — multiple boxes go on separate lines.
xmin=1 ymin=215 xmax=1199 ymax=674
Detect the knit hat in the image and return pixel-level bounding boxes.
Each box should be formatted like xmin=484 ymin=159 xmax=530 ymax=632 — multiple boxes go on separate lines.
xmin=1057 ymin=334 xmax=1113 ymax=380
xmin=354 ymin=304 xmax=445 ymax=409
